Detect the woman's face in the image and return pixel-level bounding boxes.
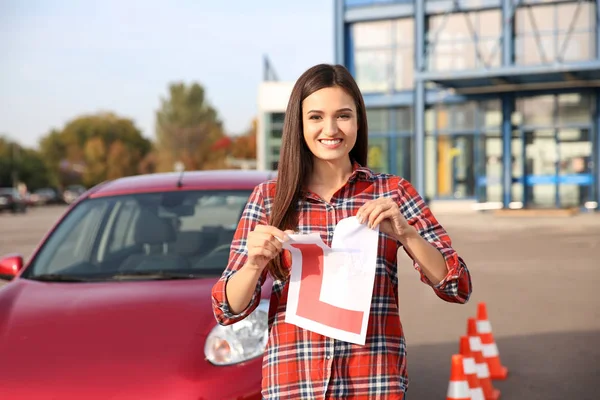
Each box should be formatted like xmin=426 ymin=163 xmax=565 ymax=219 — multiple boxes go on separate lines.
xmin=301 ymin=86 xmax=358 ymax=164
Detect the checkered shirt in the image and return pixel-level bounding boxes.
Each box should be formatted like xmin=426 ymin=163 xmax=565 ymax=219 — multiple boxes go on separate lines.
xmin=211 ymin=163 xmax=472 ymax=399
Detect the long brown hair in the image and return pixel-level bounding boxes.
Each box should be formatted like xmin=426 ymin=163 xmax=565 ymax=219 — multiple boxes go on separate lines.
xmin=268 ymin=64 xmax=368 ymax=281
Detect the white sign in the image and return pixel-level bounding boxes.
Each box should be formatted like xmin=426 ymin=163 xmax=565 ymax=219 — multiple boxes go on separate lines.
xmin=283 ymin=217 xmax=379 ymax=345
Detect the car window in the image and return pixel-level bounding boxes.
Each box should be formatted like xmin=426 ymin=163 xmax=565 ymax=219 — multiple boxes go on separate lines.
xmin=107 ymin=199 xmax=140 ymax=253
xmin=35 ymin=201 xmax=109 ymax=274
xmin=23 ymin=189 xmax=253 ymax=280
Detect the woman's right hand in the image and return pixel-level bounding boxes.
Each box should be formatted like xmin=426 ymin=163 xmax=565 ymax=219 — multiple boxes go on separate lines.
xmin=245 ymin=225 xmax=292 ymax=271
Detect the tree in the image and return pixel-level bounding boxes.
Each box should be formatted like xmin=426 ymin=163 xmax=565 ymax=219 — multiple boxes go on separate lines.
xmin=229 ymin=118 xmax=257 ymax=160
xmin=154 ymin=82 xmax=227 ymax=172
xmin=83 ymin=137 xmax=107 ymax=186
xmin=0 ymin=135 xmax=53 ymax=190
xmin=38 ymin=113 xmax=152 ymax=188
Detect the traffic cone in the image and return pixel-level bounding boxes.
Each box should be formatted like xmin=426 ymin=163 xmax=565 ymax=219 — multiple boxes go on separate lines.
xmin=476 ymin=302 xmax=508 ymax=380
xmin=459 ymin=336 xmax=485 ymax=400
xmin=446 ymin=354 xmax=471 ymax=400
xmin=466 ymin=318 xmax=501 ymax=400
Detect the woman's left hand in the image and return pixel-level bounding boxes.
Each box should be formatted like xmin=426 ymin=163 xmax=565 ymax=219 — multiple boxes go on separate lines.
xmin=356 ymin=197 xmax=415 ymax=243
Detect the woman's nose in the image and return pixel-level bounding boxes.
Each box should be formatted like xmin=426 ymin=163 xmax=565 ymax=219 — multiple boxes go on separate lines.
xmin=323 ymin=119 xmax=339 ymax=136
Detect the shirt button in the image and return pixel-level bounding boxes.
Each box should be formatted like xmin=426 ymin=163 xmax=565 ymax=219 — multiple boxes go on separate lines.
xmin=326 ymin=355 xmax=332 ymax=360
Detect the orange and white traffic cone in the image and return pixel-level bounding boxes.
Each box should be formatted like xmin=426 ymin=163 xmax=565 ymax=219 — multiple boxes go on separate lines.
xmin=466 ymin=318 xmax=501 ymax=400
xmin=459 ymin=336 xmax=485 ymax=400
xmin=446 ymin=354 xmax=471 ymax=400
xmin=476 ymin=302 xmax=508 ymax=380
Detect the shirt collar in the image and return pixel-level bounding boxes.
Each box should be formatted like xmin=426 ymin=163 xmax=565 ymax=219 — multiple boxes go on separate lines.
xmin=348 ymin=160 xmax=375 ymax=182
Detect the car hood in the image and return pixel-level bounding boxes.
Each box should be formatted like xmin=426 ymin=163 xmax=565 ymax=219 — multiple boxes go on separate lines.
xmin=0 ymin=277 xmax=257 ymax=399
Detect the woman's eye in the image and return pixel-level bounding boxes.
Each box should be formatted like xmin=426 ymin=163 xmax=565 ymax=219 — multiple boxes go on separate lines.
xmin=338 ymin=114 xmax=350 ymax=119
xmin=309 ymin=115 xmax=321 ymax=120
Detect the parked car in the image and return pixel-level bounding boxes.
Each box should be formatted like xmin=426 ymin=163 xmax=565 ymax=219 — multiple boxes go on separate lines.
xmin=0 ymin=187 xmax=27 ymax=213
xmin=31 ymin=187 xmax=64 ymax=206
xmin=62 ymin=184 xmax=87 ymax=204
xmin=0 ymin=170 xmax=276 ymax=400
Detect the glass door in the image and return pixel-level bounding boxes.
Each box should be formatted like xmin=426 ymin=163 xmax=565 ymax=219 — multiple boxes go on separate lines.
xmin=367 ymin=136 xmax=390 ymax=174
xmin=478 ymin=133 xmax=502 ymax=203
xmin=557 ymin=128 xmax=594 ymax=207
xmin=435 ymin=134 xmax=476 ymax=199
xmin=452 ymin=135 xmax=476 ymax=198
xmin=524 ymin=129 xmax=556 ymax=208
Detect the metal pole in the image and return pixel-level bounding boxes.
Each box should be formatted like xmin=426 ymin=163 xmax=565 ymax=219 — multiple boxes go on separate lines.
xmin=414 ymin=0 xmax=426 ymax=196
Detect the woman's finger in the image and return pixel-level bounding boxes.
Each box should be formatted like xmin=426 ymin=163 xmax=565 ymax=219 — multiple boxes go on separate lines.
xmin=367 ymin=203 xmax=394 ymax=228
xmin=371 ymin=208 xmax=396 ymax=230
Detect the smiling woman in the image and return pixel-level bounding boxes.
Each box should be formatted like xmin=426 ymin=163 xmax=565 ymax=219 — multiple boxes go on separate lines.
xmin=212 ymin=64 xmax=472 ymax=400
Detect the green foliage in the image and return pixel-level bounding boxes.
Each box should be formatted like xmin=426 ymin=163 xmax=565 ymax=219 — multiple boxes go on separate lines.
xmin=0 ymin=136 xmax=53 ymax=190
xmin=154 ymin=82 xmax=227 ymax=171
xmin=37 ymin=113 xmax=152 ymax=188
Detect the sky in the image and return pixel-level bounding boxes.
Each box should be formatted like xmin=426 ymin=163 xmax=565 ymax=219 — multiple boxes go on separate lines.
xmin=0 ymin=0 xmax=334 ymax=148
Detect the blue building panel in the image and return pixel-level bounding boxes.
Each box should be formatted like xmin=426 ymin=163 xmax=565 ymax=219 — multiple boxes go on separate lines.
xmin=336 ymin=0 xmax=600 ymax=211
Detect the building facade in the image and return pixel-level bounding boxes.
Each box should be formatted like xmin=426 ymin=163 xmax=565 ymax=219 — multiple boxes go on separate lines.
xmin=335 ymin=0 xmax=600 ymax=211
xmin=257 ymin=81 xmax=295 ymax=171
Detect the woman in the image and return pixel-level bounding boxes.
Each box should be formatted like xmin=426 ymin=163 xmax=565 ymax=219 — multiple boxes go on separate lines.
xmin=211 ymin=64 xmax=472 ymax=399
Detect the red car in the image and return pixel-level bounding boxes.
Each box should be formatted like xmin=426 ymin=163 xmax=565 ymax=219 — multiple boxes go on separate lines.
xmin=0 ymin=170 xmax=276 ymax=400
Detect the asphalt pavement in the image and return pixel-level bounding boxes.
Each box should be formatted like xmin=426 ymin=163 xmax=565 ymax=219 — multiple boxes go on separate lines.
xmin=1 ymin=206 xmax=598 ymax=399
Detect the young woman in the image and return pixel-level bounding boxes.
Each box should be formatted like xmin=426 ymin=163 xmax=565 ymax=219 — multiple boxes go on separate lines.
xmin=211 ymin=64 xmax=472 ymax=399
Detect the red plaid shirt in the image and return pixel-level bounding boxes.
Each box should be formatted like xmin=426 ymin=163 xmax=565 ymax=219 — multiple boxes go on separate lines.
xmin=211 ymin=164 xmax=472 ymax=399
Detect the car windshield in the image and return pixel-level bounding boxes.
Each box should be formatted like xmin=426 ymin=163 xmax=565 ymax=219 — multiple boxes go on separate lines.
xmin=22 ymin=189 xmax=252 ymax=281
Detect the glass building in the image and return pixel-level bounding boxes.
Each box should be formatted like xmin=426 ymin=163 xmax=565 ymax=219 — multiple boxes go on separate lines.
xmin=335 ymin=0 xmax=600 ymax=210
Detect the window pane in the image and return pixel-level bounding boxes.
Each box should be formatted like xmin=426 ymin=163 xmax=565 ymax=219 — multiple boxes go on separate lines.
xmin=558 ymin=32 xmax=594 ymax=62
xmin=425 ymin=109 xmax=435 ymax=132
xmin=517 ymin=95 xmax=554 ymax=126
xmin=353 ymin=20 xmax=393 ymax=48
xmin=557 ymin=2 xmax=593 ymax=31
xmin=527 ymin=5 xmax=555 ymax=32
xmin=427 ymin=10 xmax=499 ymax=71
xmin=477 ymin=39 xmax=501 ymax=68
xmin=425 ymin=136 xmax=437 ymax=199
xmin=436 ymin=107 xmax=450 ymax=130
xmin=367 ymin=109 xmax=389 ymax=133
xmin=478 ymin=9 xmax=501 ymax=37
xmin=108 ymin=200 xmax=140 ymax=253
xmin=557 ymin=93 xmax=592 ymax=125
xmin=354 ymin=50 xmax=392 ymax=92
xmin=482 ymin=134 xmax=503 ymax=203
xmin=270 ymin=112 xmax=284 ymax=138
xmin=396 ymin=18 xmax=414 ymax=46
xmin=39 ymin=202 xmax=108 ymax=274
xmin=395 ymin=107 xmax=414 ymax=132
xmin=451 ymin=102 xmax=477 ymax=130
xmin=368 ymin=137 xmax=390 ymax=173
xmin=395 ymin=47 xmax=414 ymax=90
xmin=442 ymin=13 xmax=472 ymax=39
xmin=481 ymin=100 xmax=502 ymax=129
xmin=516 ymin=35 xmax=555 ymax=65
xmin=396 ymin=136 xmax=412 ymax=181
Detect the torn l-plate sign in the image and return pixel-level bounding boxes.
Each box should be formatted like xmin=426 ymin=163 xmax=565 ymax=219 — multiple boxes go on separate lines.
xmin=283 ymin=216 xmax=379 ymax=345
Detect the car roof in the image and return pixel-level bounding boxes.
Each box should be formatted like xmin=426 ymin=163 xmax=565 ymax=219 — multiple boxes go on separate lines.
xmin=89 ymin=169 xmax=277 ymax=198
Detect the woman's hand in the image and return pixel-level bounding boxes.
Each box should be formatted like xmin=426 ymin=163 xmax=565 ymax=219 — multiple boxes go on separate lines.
xmin=246 ymin=225 xmax=293 ymax=271
xmin=356 ymin=197 xmax=415 ymax=243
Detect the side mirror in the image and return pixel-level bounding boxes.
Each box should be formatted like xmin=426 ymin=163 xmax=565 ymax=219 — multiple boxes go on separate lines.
xmin=0 ymin=254 xmax=24 ymax=280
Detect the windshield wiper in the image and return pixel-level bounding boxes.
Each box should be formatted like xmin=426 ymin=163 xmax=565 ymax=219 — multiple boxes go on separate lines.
xmin=27 ymin=274 xmax=92 ymax=282
xmin=110 ymin=271 xmax=201 ymax=281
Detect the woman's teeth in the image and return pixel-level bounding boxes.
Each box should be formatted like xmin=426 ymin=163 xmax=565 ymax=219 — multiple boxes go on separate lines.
xmin=320 ymin=139 xmax=341 ymax=145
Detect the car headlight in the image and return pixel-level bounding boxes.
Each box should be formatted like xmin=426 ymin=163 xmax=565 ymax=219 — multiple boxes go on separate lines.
xmin=205 ymin=299 xmax=269 ymax=366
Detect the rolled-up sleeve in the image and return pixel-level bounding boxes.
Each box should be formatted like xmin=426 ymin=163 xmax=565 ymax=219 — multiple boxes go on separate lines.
xmin=211 ymin=183 xmax=269 ymax=326
xmin=396 ymin=178 xmax=472 ymax=304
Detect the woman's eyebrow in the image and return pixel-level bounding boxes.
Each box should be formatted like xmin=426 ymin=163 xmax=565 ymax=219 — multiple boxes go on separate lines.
xmin=306 ymin=108 xmax=354 ymax=113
